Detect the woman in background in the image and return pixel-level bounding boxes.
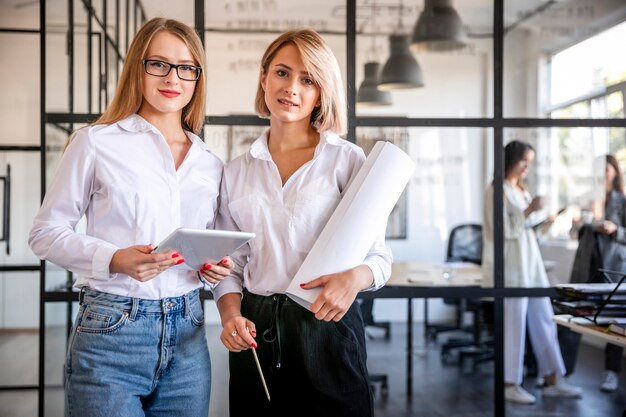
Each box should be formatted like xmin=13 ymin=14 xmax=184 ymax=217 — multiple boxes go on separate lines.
xmin=483 ymin=140 xmax=583 ymax=404
xmin=29 ymin=18 xmax=230 ymax=417
xmin=566 ymin=154 xmax=626 ymax=393
xmin=214 ymin=29 xmax=392 ymax=417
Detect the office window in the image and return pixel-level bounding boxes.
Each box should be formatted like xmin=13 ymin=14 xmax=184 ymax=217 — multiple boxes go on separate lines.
xmin=355 ymin=0 xmax=494 ymax=118
xmin=504 ymin=0 xmax=626 ymax=118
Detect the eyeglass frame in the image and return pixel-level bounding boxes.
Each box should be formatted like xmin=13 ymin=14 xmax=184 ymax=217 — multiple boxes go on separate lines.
xmin=141 ymin=59 xmax=202 ymax=81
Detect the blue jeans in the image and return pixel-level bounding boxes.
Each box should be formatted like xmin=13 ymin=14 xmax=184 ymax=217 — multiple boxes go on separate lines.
xmin=65 ymin=288 xmax=211 ymax=417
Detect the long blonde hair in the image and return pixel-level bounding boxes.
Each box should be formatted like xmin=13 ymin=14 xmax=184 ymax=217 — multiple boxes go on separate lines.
xmin=95 ymin=17 xmax=206 ymax=134
xmin=254 ymin=29 xmax=347 ymax=136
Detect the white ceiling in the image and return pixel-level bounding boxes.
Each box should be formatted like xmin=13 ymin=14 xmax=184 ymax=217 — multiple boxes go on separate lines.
xmin=2 ymin=0 xmax=625 ymax=52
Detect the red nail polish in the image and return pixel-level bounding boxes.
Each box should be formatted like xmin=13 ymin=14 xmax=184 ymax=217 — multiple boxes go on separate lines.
xmin=204 ymin=264 xmax=212 ymax=270
xmin=251 ymin=330 xmax=257 ymax=336
xmin=171 ymin=253 xmax=179 ymax=258
xmin=251 ymin=342 xmax=258 ymax=349
xmin=220 ymin=258 xmax=228 ymax=264
xmin=176 ymin=259 xmax=185 ymax=265
xmin=299 ymin=283 xmax=306 ymax=288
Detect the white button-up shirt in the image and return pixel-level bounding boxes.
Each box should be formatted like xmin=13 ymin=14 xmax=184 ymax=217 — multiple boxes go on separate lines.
xmin=29 ymin=114 xmax=223 ymax=299
xmin=213 ymin=130 xmax=392 ymax=301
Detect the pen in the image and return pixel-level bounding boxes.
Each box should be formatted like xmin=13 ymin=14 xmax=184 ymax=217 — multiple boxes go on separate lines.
xmin=247 ymin=327 xmax=270 ymax=401
xmin=251 ymin=347 xmax=270 ymax=401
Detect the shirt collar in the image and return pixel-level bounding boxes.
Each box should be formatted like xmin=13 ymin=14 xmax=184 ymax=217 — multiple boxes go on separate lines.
xmin=249 ymin=129 xmax=272 ymax=161
xmin=248 ymin=129 xmax=341 ymax=162
xmin=118 ymin=114 xmax=155 ymax=133
xmin=117 ymin=113 xmax=206 ymax=149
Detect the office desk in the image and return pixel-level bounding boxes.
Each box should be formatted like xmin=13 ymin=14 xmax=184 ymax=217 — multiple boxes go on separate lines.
xmin=553 ymin=314 xmax=626 ymax=348
xmin=375 ymin=261 xmax=482 ymax=397
xmin=388 ymin=261 xmax=482 ymax=288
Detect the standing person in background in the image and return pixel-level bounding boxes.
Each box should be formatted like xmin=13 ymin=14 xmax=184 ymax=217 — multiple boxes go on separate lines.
xmin=213 ymin=29 xmax=392 ymax=417
xmin=483 ymin=140 xmax=583 ymax=404
xmin=29 ymin=18 xmax=231 ymax=417
xmin=564 ymin=154 xmax=626 ymax=393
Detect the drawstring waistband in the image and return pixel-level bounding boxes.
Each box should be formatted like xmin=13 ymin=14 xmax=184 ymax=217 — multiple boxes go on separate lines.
xmin=262 ymin=294 xmax=287 ymax=370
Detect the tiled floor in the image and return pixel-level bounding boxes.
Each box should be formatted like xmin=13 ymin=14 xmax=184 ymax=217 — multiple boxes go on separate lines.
xmin=1 ymin=322 xmax=625 ymax=417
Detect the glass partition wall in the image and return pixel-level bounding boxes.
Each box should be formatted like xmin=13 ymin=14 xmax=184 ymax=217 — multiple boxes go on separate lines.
xmin=0 ymin=0 xmax=624 ymax=416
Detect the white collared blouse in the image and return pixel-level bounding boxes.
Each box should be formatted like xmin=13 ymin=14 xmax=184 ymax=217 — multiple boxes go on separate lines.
xmin=213 ymin=130 xmax=392 ymax=301
xmin=29 ymin=114 xmax=223 ymax=299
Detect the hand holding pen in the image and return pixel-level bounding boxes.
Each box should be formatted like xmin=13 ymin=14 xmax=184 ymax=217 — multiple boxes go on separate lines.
xmin=220 ymin=316 xmax=270 ymax=401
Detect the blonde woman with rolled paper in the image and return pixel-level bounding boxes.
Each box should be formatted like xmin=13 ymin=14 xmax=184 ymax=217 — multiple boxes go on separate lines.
xmin=214 ymin=29 xmax=392 ymax=417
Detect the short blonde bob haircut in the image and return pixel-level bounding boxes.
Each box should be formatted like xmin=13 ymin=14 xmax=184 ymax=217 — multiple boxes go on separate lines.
xmin=254 ymin=29 xmax=347 ymax=136
xmin=95 ymin=17 xmax=206 ymax=134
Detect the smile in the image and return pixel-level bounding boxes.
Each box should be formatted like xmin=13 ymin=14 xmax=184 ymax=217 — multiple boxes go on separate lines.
xmin=278 ymin=99 xmax=298 ymax=107
xmin=159 ymin=90 xmax=181 ymax=98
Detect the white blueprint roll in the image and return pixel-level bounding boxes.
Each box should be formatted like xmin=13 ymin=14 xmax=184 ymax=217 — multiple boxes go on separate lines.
xmin=286 ymin=140 xmax=416 ymax=310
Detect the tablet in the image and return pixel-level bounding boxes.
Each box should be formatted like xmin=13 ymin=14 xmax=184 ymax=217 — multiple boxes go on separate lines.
xmin=153 ymin=228 xmax=255 ymax=271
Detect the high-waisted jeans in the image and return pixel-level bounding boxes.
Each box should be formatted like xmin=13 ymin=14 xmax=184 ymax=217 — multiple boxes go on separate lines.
xmin=65 ymin=288 xmax=211 ymax=417
xmin=229 ymin=290 xmax=372 ymax=417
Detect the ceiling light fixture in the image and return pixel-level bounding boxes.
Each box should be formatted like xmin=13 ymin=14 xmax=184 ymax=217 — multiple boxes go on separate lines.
xmin=379 ymin=0 xmax=424 ymax=90
xmin=411 ymin=0 xmax=468 ymax=52
xmin=357 ymin=6 xmax=393 ymax=107
xmin=379 ymin=34 xmax=424 ymax=90
xmin=357 ymin=62 xmax=393 ymax=107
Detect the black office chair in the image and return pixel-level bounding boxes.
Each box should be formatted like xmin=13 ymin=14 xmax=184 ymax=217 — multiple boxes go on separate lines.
xmin=446 ymin=223 xmax=483 ymax=265
xmin=426 ymin=223 xmax=483 ymax=344
xmin=430 ymin=224 xmax=494 ymax=371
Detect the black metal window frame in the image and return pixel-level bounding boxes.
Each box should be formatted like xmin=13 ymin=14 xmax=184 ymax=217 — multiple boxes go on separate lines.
xmin=0 ymin=0 xmax=616 ymax=415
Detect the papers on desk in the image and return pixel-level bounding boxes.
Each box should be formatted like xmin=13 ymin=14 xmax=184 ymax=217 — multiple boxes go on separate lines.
xmin=285 ymin=141 xmax=415 ymax=310
xmin=553 ymin=282 xmax=626 ymax=325
xmin=552 ymin=300 xmax=626 ymax=317
xmin=555 ymin=283 xmax=626 ymax=300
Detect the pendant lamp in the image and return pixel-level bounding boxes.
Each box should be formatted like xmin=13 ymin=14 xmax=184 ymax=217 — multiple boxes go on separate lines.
xmin=357 ymin=62 xmax=393 ymax=107
xmin=378 ymin=34 xmax=424 ymax=91
xmin=411 ymin=0 xmax=467 ymax=52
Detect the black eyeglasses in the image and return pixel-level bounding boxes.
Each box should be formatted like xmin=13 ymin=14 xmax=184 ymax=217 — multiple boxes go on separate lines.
xmin=142 ymin=59 xmax=201 ymax=81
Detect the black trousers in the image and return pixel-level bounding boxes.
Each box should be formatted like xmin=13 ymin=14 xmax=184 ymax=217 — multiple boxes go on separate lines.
xmin=229 ymin=291 xmax=373 ymax=417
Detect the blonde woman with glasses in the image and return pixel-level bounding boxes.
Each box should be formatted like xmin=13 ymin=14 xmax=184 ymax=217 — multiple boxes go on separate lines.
xmin=29 ymin=18 xmax=231 ymax=417
xmin=214 ymin=29 xmax=392 ymax=417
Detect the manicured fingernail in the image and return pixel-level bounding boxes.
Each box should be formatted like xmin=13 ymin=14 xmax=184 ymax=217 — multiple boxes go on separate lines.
xmin=251 ymin=330 xmax=257 ymax=336
xmin=299 ymin=283 xmax=306 ymax=288
xmin=251 ymin=342 xmax=257 ymax=349
xmin=176 ymin=259 xmax=185 ymax=265
xmin=171 ymin=253 xmax=179 ymax=258
xmin=203 ymin=263 xmax=212 ymax=270
xmin=220 ymin=258 xmax=228 ymax=264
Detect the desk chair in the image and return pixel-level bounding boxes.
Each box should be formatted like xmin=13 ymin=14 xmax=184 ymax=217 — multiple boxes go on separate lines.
xmin=457 ymin=299 xmax=495 ymax=373
xmin=433 ymin=224 xmax=494 ymax=371
xmin=426 ymin=224 xmax=483 ymax=344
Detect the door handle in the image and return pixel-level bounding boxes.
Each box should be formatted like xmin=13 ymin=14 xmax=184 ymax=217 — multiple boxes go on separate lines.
xmin=0 ymin=164 xmax=11 ymax=255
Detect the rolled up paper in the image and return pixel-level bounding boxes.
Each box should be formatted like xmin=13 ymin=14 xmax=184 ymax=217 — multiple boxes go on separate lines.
xmin=286 ymin=141 xmax=416 ymax=310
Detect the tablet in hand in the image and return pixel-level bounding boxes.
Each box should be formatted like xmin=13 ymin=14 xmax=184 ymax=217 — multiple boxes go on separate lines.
xmin=153 ymin=228 xmax=255 ymax=270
